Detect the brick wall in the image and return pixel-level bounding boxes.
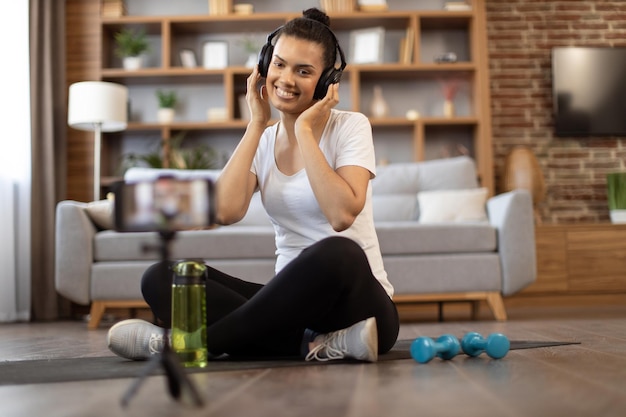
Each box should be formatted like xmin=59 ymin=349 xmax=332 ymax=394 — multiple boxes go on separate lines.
xmin=486 ymin=0 xmax=626 ymax=223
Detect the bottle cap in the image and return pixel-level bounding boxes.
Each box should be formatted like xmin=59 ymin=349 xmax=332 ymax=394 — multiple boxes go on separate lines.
xmin=172 ymin=260 xmax=207 ymax=284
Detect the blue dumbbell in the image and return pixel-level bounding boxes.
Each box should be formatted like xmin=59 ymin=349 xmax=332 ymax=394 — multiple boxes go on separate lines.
xmin=461 ymin=332 xmax=510 ymax=359
xmin=410 ymin=334 xmax=461 ymax=363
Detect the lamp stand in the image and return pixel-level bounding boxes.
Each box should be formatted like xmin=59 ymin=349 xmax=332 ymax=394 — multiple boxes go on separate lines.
xmin=93 ymin=122 xmax=102 ymax=200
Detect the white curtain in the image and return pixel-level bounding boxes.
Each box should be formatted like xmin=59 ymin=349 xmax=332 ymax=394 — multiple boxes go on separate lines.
xmin=0 ymin=1 xmax=31 ymax=322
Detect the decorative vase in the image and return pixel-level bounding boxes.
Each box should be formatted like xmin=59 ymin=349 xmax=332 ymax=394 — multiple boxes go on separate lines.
xmin=502 ymin=145 xmax=546 ymax=223
xmin=157 ymin=108 xmax=175 ymax=124
xmin=123 ymin=56 xmax=143 ymax=71
xmin=443 ymin=99 xmax=455 ymax=118
xmin=370 ymin=85 xmax=389 ymax=118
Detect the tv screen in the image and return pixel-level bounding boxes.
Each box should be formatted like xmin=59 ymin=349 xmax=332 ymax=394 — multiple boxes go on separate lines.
xmin=552 ymin=47 xmax=626 ymax=137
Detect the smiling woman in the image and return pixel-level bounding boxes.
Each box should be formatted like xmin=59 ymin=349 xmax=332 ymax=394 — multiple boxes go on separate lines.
xmin=107 ymin=8 xmax=400 ymax=366
xmin=0 ymin=1 xmax=31 ymax=322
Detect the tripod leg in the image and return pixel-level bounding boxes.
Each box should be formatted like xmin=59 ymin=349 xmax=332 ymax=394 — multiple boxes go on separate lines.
xmin=161 ymin=344 xmax=204 ymax=407
xmin=120 ymin=355 xmax=163 ymax=408
xmin=120 ymin=331 xmax=204 ymax=408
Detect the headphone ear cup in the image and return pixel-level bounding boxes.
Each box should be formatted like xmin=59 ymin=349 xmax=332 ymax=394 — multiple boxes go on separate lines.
xmin=314 ymin=68 xmax=342 ymax=100
xmin=258 ymin=43 xmax=272 ymax=77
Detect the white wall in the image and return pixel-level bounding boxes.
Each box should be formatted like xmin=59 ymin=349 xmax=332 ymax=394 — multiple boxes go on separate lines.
xmin=0 ymin=0 xmax=31 ymax=322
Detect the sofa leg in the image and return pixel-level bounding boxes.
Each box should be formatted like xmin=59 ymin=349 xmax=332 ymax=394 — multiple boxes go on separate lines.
xmin=485 ymin=293 xmax=508 ymax=321
xmin=87 ymin=300 xmax=150 ymax=330
xmin=88 ymin=302 xmax=106 ymax=330
xmin=470 ymin=301 xmax=480 ymax=320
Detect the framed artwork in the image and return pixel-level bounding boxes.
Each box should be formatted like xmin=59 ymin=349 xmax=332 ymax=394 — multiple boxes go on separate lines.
xmin=350 ymin=27 xmax=385 ymax=64
xmin=179 ymin=49 xmax=197 ymax=68
xmin=202 ymin=41 xmax=228 ymax=69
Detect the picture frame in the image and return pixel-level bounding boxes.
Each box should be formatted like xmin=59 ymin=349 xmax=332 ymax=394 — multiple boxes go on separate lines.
xmin=179 ymin=49 xmax=197 ymax=68
xmin=350 ymin=27 xmax=385 ymax=64
xmin=202 ymin=41 xmax=228 ymax=69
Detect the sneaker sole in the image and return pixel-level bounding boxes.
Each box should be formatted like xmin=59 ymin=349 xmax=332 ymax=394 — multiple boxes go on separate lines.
xmin=106 ymin=318 xmax=153 ymax=346
xmin=106 ymin=318 xmax=161 ymax=360
xmin=362 ymin=317 xmax=378 ymax=362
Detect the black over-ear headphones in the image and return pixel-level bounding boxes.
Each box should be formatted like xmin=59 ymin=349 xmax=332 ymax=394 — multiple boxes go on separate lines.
xmin=257 ymin=24 xmax=347 ymax=100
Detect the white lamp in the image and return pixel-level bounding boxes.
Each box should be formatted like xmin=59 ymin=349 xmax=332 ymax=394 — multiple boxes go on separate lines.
xmin=68 ymin=81 xmax=128 ymax=200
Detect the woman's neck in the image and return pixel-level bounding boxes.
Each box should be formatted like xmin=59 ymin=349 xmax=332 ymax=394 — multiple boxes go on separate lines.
xmin=278 ymin=110 xmax=331 ymax=144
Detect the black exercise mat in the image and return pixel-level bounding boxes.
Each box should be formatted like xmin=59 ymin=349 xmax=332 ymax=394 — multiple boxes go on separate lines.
xmin=0 ymin=339 xmax=579 ymax=386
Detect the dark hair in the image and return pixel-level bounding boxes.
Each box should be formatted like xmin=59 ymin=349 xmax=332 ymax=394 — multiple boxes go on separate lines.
xmin=278 ymin=8 xmax=338 ymax=69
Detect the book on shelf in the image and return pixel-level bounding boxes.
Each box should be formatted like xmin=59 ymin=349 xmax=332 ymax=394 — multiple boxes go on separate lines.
xmin=398 ymin=26 xmax=414 ymax=64
xmin=444 ymin=2 xmax=472 ymax=11
xmin=357 ymin=0 xmax=388 ymax=12
xmin=209 ymin=0 xmax=230 ymax=15
xmin=320 ymin=0 xmax=356 ymax=13
xmin=101 ymin=0 xmax=126 ymax=17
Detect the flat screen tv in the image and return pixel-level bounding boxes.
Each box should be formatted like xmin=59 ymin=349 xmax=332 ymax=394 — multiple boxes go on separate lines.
xmin=552 ymin=47 xmax=626 ymax=137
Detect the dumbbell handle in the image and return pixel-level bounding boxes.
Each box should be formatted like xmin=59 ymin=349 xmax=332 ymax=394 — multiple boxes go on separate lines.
xmin=461 ymin=332 xmax=510 ymax=359
xmin=410 ymin=334 xmax=460 ymax=363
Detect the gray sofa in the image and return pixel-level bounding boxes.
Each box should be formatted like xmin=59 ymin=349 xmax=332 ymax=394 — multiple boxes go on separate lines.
xmin=55 ymin=156 xmax=536 ymax=328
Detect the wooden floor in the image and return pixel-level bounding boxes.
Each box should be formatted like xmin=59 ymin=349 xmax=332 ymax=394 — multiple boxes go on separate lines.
xmin=2 ymin=304 xmax=626 ymax=417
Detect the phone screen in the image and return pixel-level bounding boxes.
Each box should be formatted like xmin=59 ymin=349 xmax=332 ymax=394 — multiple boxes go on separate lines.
xmin=114 ymin=177 xmax=215 ymax=232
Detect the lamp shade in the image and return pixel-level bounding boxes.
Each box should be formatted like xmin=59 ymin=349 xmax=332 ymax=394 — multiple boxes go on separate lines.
xmin=68 ymin=81 xmax=128 ymax=132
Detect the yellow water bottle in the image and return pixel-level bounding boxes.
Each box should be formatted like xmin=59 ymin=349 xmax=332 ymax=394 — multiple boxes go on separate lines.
xmin=171 ymin=260 xmax=208 ymax=368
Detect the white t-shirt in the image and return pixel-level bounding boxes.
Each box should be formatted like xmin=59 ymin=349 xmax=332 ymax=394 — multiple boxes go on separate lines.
xmin=251 ymin=109 xmax=394 ymax=298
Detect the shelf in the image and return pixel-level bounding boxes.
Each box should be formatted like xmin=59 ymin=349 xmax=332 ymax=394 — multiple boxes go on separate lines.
xmin=126 ymin=120 xmax=249 ymax=131
xmin=101 ymin=63 xmax=476 ymax=84
xmin=101 ymin=67 xmax=231 ymax=84
xmin=93 ymin=1 xmax=493 ymax=195
xmin=123 ymin=117 xmax=479 ymax=132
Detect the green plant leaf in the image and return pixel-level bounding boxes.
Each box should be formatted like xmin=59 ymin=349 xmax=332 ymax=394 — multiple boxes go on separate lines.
xmin=156 ymin=90 xmax=177 ymax=108
xmin=114 ymin=28 xmax=150 ymax=58
xmin=607 ymin=172 xmax=626 ymax=209
xmin=118 ymin=131 xmax=219 ymax=174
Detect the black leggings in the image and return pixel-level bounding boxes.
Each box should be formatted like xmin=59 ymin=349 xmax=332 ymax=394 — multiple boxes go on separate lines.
xmin=141 ymin=236 xmax=399 ymax=358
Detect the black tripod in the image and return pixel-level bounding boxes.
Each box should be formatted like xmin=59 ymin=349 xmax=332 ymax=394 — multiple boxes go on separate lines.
xmin=120 ymin=230 xmax=204 ymax=408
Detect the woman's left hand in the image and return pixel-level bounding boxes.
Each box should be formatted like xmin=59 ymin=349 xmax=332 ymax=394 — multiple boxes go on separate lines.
xmin=295 ymin=83 xmax=339 ymax=135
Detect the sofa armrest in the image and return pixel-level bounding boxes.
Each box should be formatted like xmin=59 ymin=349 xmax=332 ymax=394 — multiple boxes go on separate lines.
xmin=55 ymin=201 xmax=96 ymax=305
xmin=487 ymin=190 xmax=536 ymax=296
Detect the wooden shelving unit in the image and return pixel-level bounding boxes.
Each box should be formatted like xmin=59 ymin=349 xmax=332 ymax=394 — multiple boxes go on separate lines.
xmin=81 ymin=0 xmax=493 ymax=198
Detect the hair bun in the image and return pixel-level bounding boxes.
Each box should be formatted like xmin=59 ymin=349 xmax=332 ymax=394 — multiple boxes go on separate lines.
xmin=302 ymin=8 xmax=330 ymax=27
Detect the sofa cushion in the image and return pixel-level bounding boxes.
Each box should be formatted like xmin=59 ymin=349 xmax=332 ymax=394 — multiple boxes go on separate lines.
xmin=386 ymin=253 xmax=501 ymax=294
xmin=417 ymin=188 xmax=488 ymax=223
xmin=372 ymin=156 xmax=479 ymax=195
xmin=376 ymin=222 xmax=496 ymax=254
xmin=372 ymin=194 xmax=418 ymax=221
xmin=91 ymin=259 xmax=277 ymax=300
xmin=93 ymin=226 xmax=277 ymax=262
xmin=85 ymin=199 xmax=114 ymax=230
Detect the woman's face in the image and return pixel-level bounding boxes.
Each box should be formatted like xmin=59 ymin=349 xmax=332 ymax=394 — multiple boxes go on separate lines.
xmin=266 ymin=35 xmax=326 ymax=115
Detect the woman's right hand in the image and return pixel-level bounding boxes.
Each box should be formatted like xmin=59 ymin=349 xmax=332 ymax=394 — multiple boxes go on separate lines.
xmin=246 ymin=65 xmax=271 ymax=126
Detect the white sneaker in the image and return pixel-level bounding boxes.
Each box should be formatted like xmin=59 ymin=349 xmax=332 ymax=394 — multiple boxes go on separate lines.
xmin=305 ymin=317 xmax=378 ymax=362
xmin=107 ymin=319 xmax=165 ymax=360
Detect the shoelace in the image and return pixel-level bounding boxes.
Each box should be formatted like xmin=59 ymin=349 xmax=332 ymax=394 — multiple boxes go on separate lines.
xmin=148 ymin=333 xmax=164 ymax=355
xmin=305 ymin=328 xmax=349 ymax=362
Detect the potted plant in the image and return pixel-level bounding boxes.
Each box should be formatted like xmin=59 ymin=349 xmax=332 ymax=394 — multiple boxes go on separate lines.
xmin=114 ymin=28 xmax=150 ymax=70
xmin=156 ymin=90 xmax=177 ymax=124
xmin=119 ymin=131 xmax=219 ymax=172
xmin=607 ymin=172 xmax=626 ymax=223
xmin=238 ymin=34 xmax=261 ymax=68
